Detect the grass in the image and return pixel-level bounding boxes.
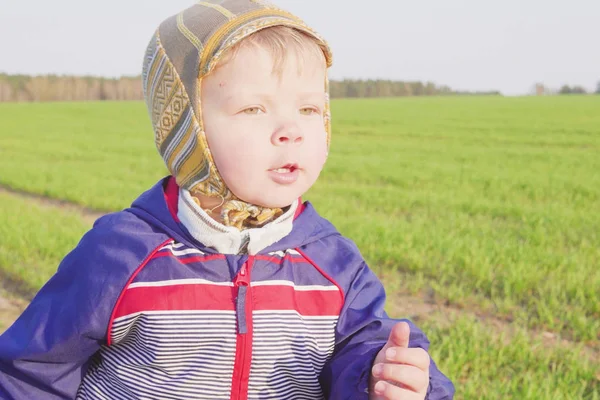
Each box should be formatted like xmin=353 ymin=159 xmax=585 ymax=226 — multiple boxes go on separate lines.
xmin=0 ymin=101 xmax=166 ymax=211
xmin=0 ymin=96 xmax=599 ymax=398
xmin=420 ymin=314 xmax=599 ymax=399
xmin=315 ymin=96 xmax=600 ymax=343
xmin=0 ymin=191 xmax=92 ymax=294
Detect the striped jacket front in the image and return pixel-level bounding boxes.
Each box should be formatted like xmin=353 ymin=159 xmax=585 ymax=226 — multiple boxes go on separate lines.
xmin=78 ymin=241 xmax=343 ymax=399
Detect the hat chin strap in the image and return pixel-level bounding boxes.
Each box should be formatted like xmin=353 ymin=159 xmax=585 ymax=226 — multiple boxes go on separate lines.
xmin=189 ymin=186 xmax=283 ymax=230
xmin=221 ymin=199 xmax=283 ymax=230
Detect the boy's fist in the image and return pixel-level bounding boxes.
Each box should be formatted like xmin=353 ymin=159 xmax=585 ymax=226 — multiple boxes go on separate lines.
xmin=369 ymin=322 xmax=430 ymax=400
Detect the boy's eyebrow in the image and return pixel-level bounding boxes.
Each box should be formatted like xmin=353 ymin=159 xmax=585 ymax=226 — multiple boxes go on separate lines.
xmin=223 ymin=92 xmax=325 ymax=102
xmin=221 ymin=90 xmax=325 ymax=105
xmin=297 ymin=92 xmax=326 ymax=100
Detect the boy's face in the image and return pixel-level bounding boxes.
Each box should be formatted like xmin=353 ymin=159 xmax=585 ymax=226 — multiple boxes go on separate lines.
xmin=201 ymin=44 xmax=328 ymax=208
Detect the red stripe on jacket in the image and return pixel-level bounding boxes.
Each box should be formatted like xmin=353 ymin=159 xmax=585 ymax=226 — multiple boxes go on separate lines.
xmin=114 ymin=282 xmax=343 ymax=319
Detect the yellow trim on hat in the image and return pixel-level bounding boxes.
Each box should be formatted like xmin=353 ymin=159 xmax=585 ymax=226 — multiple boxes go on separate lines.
xmin=249 ymin=0 xmax=273 ymax=6
xmin=177 ymin=12 xmax=204 ymax=51
xmin=197 ymin=1 xmax=236 ymax=20
xmin=199 ymin=8 xmax=305 ymax=74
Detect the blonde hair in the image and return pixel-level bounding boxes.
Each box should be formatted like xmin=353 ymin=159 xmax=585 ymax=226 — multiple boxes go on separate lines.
xmin=216 ymin=25 xmax=327 ymax=75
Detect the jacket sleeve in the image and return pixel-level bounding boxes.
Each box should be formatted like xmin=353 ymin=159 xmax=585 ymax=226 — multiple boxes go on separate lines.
xmin=319 ymin=261 xmax=455 ymax=400
xmin=0 ymin=213 xmax=168 ymax=400
xmin=0 ymin=246 xmax=107 ymax=399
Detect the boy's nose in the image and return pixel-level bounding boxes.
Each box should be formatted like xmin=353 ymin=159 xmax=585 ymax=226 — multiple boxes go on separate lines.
xmin=271 ymin=123 xmax=303 ymax=146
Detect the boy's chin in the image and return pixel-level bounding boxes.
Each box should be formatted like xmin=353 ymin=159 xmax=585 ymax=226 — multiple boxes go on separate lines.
xmin=254 ymin=200 xmax=297 ymax=209
xmin=238 ymin=196 xmax=298 ymax=210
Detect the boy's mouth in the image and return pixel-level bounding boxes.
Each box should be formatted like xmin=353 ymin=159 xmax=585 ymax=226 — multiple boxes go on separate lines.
xmin=268 ymin=163 xmax=300 ymax=185
xmin=271 ymin=163 xmax=299 ymax=174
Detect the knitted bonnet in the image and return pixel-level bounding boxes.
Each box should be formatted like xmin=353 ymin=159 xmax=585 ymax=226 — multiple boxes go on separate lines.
xmin=142 ymin=0 xmax=332 ymax=229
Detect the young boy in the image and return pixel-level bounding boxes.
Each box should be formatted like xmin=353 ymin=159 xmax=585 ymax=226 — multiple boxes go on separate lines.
xmin=0 ymin=1 xmax=454 ymax=399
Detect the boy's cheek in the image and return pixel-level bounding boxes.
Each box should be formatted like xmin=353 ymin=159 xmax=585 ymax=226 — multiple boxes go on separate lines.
xmin=313 ymin=144 xmax=329 ymax=169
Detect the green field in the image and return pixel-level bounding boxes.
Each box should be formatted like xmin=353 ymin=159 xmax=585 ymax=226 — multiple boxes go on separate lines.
xmin=0 ymin=191 xmax=91 ymax=293
xmin=0 ymin=96 xmax=598 ymax=399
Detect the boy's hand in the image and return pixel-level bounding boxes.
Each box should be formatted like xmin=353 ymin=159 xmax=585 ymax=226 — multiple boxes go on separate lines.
xmin=369 ymin=322 xmax=430 ymax=400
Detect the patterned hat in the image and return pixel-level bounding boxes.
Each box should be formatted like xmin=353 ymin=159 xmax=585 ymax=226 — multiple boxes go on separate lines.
xmin=142 ymin=0 xmax=332 ymax=229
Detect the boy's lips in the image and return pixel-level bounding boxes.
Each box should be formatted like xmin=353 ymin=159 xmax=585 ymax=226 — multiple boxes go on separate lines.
xmin=270 ymin=163 xmax=299 ymax=173
xmin=268 ymin=163 xmax=300 ymax=184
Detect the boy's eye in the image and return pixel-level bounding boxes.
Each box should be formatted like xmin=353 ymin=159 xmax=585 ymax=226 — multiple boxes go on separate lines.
xmin=242 ymin=107 xmax=263 ymax=115
xmin=299 ymin=107 xmax=319 ymax=116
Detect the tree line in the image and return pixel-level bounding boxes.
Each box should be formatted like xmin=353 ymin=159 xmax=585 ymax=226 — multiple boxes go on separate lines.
xmin=3 ymin=74 xmax=597 ymax=102
xmin=533 ymin=82 xmax=600 ymax=96
xmin=328 ymin=79 xmax=500 ymax=98
xmin=0 ymin=74 xmax=143 ymax=102
xmin=0 ymin=74 xmax=501 ymax=102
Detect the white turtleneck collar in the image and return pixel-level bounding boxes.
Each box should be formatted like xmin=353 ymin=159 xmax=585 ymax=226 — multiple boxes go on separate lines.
xmin=177 ymin=188 xmax=298 ymax=255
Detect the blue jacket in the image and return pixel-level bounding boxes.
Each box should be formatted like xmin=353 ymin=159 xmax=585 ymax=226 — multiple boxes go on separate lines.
xmin=0 ymin=177 xmax=454 ymax=399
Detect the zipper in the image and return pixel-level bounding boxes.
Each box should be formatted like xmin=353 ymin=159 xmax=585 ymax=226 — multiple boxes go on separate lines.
xmin=234 ymin=260 xmax=250 ymax=333
xmin=231 ymin=256 xmax=255 ymax=400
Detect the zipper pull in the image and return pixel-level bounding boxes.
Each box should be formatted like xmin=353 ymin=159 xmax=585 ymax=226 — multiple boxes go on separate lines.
xmin=235 ymin=262 xmax=249 ymax=334
xmin=234 ymin=262 xmax=249 ymax=286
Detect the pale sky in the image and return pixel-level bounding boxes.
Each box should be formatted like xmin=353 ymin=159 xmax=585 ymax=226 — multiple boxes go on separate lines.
xmin=1 ymin=0 xmax=598 ymax=95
